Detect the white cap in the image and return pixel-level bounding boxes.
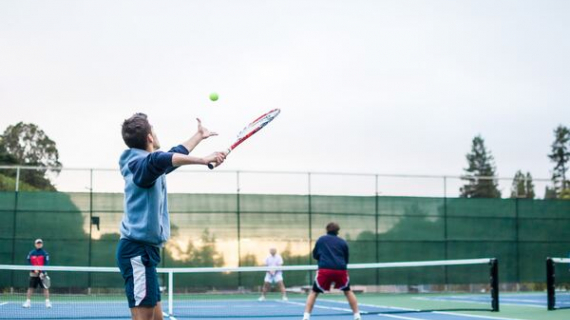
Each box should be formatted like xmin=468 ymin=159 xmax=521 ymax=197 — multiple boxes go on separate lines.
xmin=35 ymin=239 xmax=43 ymax=244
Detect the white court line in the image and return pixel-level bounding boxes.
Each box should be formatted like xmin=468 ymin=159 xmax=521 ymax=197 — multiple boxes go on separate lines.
xmin=163 ymin=312 xmax=177 ymax=320
xmin=413 ymin=297 xmax=545 ymax=309
xmin=328 ymin=300 xmax=417 ymax=312
xmin=499 ymin=298 xmax=545 ymax=304
xmin=0 ymin=302 xmax=7 ymax=307
xmin=281 ymin=300 xmax=360 ymax=313
xmin=434 ymin=311 xmax=528 ymax=320
xmin=282 ymin=300 xmax=431 ymax=320
xmin=326 ymin=300 xmax=529 ymax=320
xmin=377 ymin=314 xmax=429 ymax=320
xmin=425 ymin=296 xmax=543 ymax=304
xmin=176 ymin=304 xmax=282 ymax=309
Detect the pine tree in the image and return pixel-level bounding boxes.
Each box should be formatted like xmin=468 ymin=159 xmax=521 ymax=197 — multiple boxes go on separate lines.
xmin=548 ymin=125 xmax=570 ymax=198
xmin=510 ymin=171 xmax=535 ymax=199
xmin=525 ymin=172 xmax=535 ymax=199
xmin=460 ymin=135 xmax=501 ymax=198
xmin=545 ymin=186 xmax=557 ymax=199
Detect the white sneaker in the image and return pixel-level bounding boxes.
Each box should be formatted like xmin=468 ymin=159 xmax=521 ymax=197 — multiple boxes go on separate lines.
xmin=282 ymin=296 xmax=288 ymax=301
xmin=45 ymin=300 xmax=52 ymax=308
xmin=258 ymin=296 xmax=265 ymax=301
xmin=22 ymin=300 xmax=31 ymax=308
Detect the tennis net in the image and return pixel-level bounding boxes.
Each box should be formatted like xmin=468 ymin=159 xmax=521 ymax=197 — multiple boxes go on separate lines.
xmin=0 ymin=258 xmax=498 ymax=319
xmin=547 ymin=257 xmax=570 ymax=310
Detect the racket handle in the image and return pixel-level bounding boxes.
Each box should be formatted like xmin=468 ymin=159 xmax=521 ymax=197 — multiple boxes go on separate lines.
xmin=207 ymin=148 xmax=231 ymax=170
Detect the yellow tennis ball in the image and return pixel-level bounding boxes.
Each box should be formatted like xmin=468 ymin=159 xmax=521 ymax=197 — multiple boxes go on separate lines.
xmin=209 ymin=93 xmax=219 ymax=101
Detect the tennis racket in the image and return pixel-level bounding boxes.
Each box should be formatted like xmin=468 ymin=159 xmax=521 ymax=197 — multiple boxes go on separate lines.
xmin=40 ymin=273 xmax=51 ymax=289
xmin=208 ymin=108 xmax=281 ymax=169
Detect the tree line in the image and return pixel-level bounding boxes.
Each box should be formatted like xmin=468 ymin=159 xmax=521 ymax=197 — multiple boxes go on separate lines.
xmin=460 ymin=125 xmax=570 ymax=199
xmin=0 ymin=122 xmax=569 ymax=199
xmin=0 ymin=122 xmax=60 ymax=191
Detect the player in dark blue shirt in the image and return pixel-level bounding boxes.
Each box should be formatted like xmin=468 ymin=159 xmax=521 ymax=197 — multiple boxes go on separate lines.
xmin=22 ymin=239 xmax=51 ymax=308
xmin=302 ymin=223 xmax=360 ymax=320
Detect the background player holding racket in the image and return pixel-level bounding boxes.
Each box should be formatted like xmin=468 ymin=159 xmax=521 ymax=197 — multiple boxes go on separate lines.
xmin=258 ymin=248 xmax=288 ymax=301
xmin=117 ymin=113 xmax=226 ymax=320
xmin=22 ymin=239 xmax=51 ymax=309
xmin=302 ymin=223 xmax=361 ymax=320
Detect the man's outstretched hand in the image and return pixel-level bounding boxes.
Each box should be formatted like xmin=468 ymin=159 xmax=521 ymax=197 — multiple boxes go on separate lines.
xmin=197 ymin=118 xmax=218 ymax=140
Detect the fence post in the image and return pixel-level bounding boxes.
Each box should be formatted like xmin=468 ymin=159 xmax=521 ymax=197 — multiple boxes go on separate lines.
xmin=236 ymin=171 xmax=241 ymax=287
xmin=88 ymin=169 xmax=93 ymax=293
xmin=308 ymin=173 xmax=313 ymax=283
xmin=15 ymin=166 xmax=20 ymax=193
xmin=10 ymin=167 xmax=21 ymax=290
xmin=443 ymin=176 xmax=448 ymax=287
xmin=515 ymin=198 xmax=520 ymax=289
xmin=375 ymin=174 xmax=379 ymax=285
xmin=308 ymin=172 xmax=312 ymax=262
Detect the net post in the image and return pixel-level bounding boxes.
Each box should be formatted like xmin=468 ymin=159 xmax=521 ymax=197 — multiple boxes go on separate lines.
xmin=168 ymin=271 xmax=174 ymax=316
xmin=547 ymin=257 xmax=555 ymax=310
xmin=490 ymin=258 xmax=499 ymax=312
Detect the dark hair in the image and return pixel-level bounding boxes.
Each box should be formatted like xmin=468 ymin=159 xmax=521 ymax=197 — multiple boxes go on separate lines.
xmin=326 ymin=222 xmax=340 ymax=235
xmin=122 ymin=113 xmax=152 ymax=149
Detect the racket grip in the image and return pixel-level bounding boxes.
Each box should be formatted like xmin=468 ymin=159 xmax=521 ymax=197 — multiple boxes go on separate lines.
xmin=207 ymin=149 xmax=231 ymax=170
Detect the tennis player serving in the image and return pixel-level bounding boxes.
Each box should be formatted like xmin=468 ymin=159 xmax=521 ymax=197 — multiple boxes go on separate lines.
xmin=116 ymin=113 xmax=226 ymax=320
xmin=302 ymin=223 xmax=360 ymax=320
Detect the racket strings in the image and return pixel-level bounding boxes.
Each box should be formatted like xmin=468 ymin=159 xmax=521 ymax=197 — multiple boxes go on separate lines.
xmin=236 ymin=110 xmax=280 ymax=139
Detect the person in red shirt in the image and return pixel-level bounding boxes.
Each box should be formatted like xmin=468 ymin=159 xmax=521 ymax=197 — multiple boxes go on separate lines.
xmin=22 ymin=239 xmax=51 ymax=308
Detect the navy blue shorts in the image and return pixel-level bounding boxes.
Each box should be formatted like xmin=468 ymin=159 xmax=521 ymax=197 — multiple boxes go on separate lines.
xmin=116 ymin=239 xmax=161 ymax=308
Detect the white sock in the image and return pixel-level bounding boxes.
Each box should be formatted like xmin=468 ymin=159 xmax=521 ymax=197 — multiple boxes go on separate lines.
xmin=303 ymin=312 xmax=311 ymax=319
xmin=354 ymin=312 xmax=361 ymax=319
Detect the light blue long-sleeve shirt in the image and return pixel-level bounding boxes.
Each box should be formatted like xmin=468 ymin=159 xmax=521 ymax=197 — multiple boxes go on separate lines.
xmin=118 ymin=145 xmax=188 ymax=246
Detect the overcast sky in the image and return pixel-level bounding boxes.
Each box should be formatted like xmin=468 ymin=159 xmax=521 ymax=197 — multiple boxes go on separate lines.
xmin=1 ymin=1 xmax=569 ymax=194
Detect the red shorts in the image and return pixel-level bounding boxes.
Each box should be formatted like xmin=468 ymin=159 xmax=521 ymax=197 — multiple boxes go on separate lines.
xmin=313 ymin=269 xmax=350 ymax=293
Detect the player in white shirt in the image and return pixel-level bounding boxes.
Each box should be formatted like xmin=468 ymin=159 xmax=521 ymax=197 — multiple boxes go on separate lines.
xmin=259 ymin=248 xmax=288 ymax=301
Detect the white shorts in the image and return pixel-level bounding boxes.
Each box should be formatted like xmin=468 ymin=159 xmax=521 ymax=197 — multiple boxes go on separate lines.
xmin=264 ymin=273 xmax=283 ymax=284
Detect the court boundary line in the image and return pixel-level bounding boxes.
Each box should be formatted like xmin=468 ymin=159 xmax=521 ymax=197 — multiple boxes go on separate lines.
xmin=413 ymin=296 xmax=546 ymax=309
xmin=434 ymin=311 xmax=528 ymax=320
xmin=280 ymin=300 xmax=362 ymax=313
xmin=163 ymin=311 xmax=177 ymax=320
xmin=325 ymin=300 xmax=528 ymax=320
xmin=280 ymin=300 xmax=431 ymax=320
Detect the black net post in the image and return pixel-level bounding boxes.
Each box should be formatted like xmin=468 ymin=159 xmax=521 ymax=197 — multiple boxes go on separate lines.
xmin=547 ymin=257 xmax=555 ymax=310
xmin=490 ymin=258 xmax=499 ymax=312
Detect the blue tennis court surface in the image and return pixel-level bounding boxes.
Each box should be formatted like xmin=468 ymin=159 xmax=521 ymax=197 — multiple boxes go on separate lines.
xmin=1 ymin=298 xmax=521 ymax=320
xmin=419 ymin=292 xmax=570 ymax=309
